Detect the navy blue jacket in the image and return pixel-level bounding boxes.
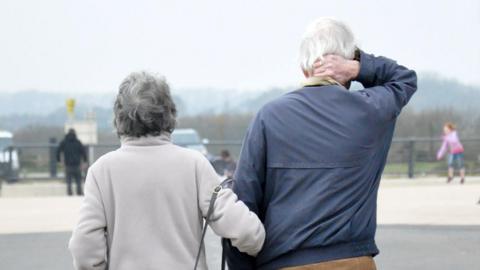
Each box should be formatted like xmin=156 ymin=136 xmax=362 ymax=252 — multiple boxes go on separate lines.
xmin=223 ymin=51 xmax=417 ymax=270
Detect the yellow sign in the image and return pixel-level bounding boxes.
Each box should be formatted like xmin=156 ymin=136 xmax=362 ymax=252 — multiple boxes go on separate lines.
xmin=66 ymin=98 xmax=76 ymax=116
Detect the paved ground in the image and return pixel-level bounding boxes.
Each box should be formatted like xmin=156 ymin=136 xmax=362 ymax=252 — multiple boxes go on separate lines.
xmin=375 ymin=225 xmax=480 ymax=270
xmin=1 ymin=226 xmax=479 ymax=270
xmin=1 ymin=178 xmax=480 ymax=269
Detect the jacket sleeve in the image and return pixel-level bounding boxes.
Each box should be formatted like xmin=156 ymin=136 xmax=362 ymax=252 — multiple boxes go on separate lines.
xmin=69 ymin=169 xmax=108 ymax=270
xmin=223 ymin=111 xmax=267 ymax=269
xmin=355 ymin=51 xmax=417 ymax=122
xmin=196 ymin=154 xmax=265 ymax=256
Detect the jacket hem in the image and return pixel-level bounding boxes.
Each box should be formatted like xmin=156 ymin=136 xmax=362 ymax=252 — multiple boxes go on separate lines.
xmin=257 ymin=239 xmax=379 ymax=270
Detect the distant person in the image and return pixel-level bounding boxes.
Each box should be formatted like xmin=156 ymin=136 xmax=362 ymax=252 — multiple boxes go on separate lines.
xmin=68 ymin=71 xmax=265 ymax=270
xmin=436 ymin=122 xmax=466 ymax=184
xmin=220 ymin=149 xmax=237 ymax=178
xmin=57 ymin=129 xmax=87 ymax=196
xmin=224 ymin=18 xmax=417 ymax=270
xmin=211 ymin=150 xmax=237 ymax=177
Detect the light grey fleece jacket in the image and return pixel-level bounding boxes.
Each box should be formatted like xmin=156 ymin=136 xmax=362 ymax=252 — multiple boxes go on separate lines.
xmin=68 ymin=135 xmax=265 ymax=270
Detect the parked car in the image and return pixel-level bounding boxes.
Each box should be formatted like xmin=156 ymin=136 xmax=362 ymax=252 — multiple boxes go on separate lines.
xmin=0 ymin=130 xmax=20 ymax=182
xmin=171 ymin=129 xmax=210 ymax=157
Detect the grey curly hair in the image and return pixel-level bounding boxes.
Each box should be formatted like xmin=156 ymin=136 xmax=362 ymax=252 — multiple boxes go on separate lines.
xmin=113 ymin=71 xmax=177 ymax=138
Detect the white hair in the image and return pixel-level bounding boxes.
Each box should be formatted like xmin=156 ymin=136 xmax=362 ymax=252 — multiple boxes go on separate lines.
xmin=299 ymin=18 xmax=356 ymax=74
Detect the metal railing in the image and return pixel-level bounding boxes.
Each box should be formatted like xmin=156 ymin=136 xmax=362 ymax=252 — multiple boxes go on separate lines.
xmin=387 ymin=138 xmax=480 ymax=177
xmin=2 ymin=137 xmax=480 ymax=181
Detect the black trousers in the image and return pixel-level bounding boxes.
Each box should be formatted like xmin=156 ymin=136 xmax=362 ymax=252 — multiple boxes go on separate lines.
xmin=66 ymin=166 xmax=83 ymax=196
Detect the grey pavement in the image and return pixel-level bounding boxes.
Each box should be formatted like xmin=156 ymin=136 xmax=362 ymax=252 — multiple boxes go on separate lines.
xmin=1 ymin=225 xmax=479 ymax=270
xmin=1 ymin=178 xmax=480 ymax=269
xmin=375 ymin=225 xmax=480 ymax=270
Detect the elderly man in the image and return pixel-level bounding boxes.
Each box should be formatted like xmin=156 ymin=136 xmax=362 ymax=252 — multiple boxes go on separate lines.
xmin=223 ymin=18 xmax=417 ymax=269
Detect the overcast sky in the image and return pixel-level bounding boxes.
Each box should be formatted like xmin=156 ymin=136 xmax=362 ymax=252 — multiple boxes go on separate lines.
xmin=1 ymin=0 xmax=479 ymax=94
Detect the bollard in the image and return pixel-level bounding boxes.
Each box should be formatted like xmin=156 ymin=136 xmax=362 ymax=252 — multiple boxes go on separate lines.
xmin=0 ymin=163 xmax=3 ymax=193
xmin=6 ymin=146 xmax=13 ymax=178
xmin=0 ymin=161 xmax=4 ymax=193
xmin=407 ymin=140 xmax=415 ymax=179
xmin=87 ymin=145 xmax=94 ymax=167
xmin=49 ymin=137 xmax=58 ymax=178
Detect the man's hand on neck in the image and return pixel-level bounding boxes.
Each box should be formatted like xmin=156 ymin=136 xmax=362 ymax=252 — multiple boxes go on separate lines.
xmin=310 ymin=54 xmax=360 ymax=87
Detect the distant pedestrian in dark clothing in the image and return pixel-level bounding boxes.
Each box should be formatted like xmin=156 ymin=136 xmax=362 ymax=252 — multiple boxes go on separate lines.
xmin=212 ymin=150 xmax=237 ymax=178
xmin=57 ymin=129 xmax=87 ymax=196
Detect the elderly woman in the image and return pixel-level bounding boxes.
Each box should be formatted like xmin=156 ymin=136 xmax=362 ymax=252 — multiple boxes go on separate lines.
xmin=68 ymin=72 xmax=265 ymax=270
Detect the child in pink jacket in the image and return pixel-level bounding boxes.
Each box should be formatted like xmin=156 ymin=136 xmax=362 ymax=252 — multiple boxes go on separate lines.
xmin=436 ymin=122 xmax=465 ymax=184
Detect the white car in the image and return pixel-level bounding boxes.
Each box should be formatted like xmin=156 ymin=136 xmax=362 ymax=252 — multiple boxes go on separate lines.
xmin=171 ymin=129 xmax=209 ymax=157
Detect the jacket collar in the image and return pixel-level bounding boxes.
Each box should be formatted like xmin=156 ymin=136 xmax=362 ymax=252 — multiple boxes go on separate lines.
xmin=303 ymin=76 xmax=342 ymax=87
xmin=120 ymin=133 xmax=172 ymax=147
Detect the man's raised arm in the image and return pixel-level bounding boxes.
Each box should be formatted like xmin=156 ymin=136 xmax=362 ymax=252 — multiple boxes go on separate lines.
xmin=313 ymin=51 xmax=417 ymax=122
xmin=355 ymin=51 xmax=417 ymax=120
